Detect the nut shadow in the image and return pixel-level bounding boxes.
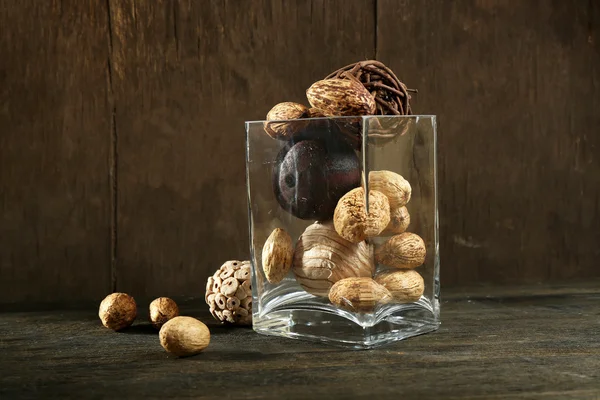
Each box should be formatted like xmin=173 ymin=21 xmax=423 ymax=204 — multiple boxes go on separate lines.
xmin=205 ymin=323 xmax=253 ymax=335
xmin=120 ymin=322 xmax=157 ymax=335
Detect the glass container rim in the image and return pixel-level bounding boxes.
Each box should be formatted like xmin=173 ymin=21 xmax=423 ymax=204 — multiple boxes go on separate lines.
xmin=245 ymin=115 xmax=437 ymax=125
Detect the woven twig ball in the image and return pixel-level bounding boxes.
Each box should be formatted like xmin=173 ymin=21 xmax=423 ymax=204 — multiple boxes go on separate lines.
xmin=325 ymin=60 xmax=415 ymax=116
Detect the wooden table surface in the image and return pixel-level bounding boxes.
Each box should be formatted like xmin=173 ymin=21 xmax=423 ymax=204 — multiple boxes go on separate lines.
xmin=1 ymin=283 xmax=599 ymax=400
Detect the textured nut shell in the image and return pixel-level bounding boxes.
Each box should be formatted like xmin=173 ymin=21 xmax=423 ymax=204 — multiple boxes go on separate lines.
xmin=292 ymin=222 xmax=374 ymax=297
xmin=306 ymin=107 xmax=327 ymax=118
xmin=333 ymin=187 xmax=390 ymax=243
xmin=149 ymin=297 xmax=180 ymax=329
xmin=264 ymin=102 xmax=309 ymax=139
xmin=205 ymin=260 xmax=252 ymax=325
xmin=381 ymin=206 xmax=410 ymax=236
xmin=375 ymin=232 xmax=426 ymax=269
xmin=159 ymin=316 xmax=210 ymax=357
xmin=328 ymin=277 xmax=392 ymax=312
xmin=262 ymin=228 xmax=293 ymax=284
xmin=368 ymin=170 xmax=411 ymax=208
xmin=306 ymin=79 xmax=376 ymax=116
xmin=375 ymin=270 xmax=424 ymax=302
xmin=98 ymin=293 xmax=137 ymax=331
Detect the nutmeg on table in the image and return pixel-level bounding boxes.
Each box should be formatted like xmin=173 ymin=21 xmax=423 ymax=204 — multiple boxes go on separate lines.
xmin=98 ymin=292 xmax=137 ymax=331
xmin=149 ymin=297 xmax=180 ymax=329
xmin=159 ymin=316 xmax=210 ymax=357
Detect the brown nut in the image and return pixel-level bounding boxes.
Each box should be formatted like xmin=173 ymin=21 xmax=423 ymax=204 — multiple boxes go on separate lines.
xmin=380 ymin=206 xmax=410 ymax=236
xmin=333 ymin=187 xmax=390 ymax=243
xmin=98 ymin=293 xmax=137 ymax=331
xmin=159 ymin=316 xmax=210 ymax=357
xmin=328 ymin=277 xmax=392 ymax=313
xmin=375 ymin=269 xmax=424 ymax=303
xmin=375 ymin=232 xmax=426 ymax=269
xmin=367 ymin=170 xmax=411 ymax=209
xmin=306 ymin=107 xmax=327 ymax=118
xmin=306 ymin=78 xmax=376 ymax=117
xmin=149 ymin=297 xmax=180 ymax=329
xmin=262 ymin=228 xmax=293 ymax=284
xmin=264 ymin=102 xmax=309 ymax=139
xmin=292 ymin=222 xmax=374 ymax=297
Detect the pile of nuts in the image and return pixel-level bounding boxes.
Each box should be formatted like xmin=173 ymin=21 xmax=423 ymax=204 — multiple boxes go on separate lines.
xmin=263 ymin=170 xmax=426 ymax=313
xmin=96 ymin=60 xmax=424 ymax=356
xmin=257 ymin=60 xmax=426 ymax=313
xmin=99 ymin=293 xmax=210 ymax=358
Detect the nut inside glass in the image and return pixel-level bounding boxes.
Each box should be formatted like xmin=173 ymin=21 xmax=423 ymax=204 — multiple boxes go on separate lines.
xmin=245 ymin=115 xmax=439 ymax=349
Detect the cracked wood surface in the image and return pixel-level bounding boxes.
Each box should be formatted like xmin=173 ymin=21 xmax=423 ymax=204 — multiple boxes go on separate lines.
xmin=1 ymin=284 xmax=599 ymax=399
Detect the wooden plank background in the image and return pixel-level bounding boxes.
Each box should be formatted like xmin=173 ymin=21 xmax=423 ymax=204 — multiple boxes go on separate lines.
xmin=1 ymin=0 xmax=598 ymax=304
xmin=0 ymin=0 xmax=112 ymax=303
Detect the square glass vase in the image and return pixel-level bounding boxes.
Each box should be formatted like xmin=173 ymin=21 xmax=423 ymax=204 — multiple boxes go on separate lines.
xmin=245 ymin=115 xmax=439 ymax=349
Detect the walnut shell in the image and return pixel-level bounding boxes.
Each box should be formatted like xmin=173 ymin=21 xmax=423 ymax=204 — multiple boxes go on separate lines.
xmin=380 ymin=206 xmax=410 ymax=236
xmin=98 ymin=292 xmax=137 ymax=331
xmin=375 ymin=232 xmax=426 ymax=269
xmin=263 ymin=102 xmax=309 ymax=139
xmin=205 ymin=260 xmax=252 ymax=325
xmin=306 ymin=78 xmax=376 ymax=117
xmin=262 ymin=228 xmax=293 ymax=284
xmin=292 ymin=222 xmax=374 ymax=297
xmin=149 ymin=297 xmax=180 ymax=329
xmin=333 ymin=187 xmax=390 ymax=243
xmin=367 ymin=170 xmax=411 ymax=209
xmin=159 ymin=316 xmax=210 ymax=357
xmin=375 ymin=269 xmax=424 ymax=303
xmin=328 ymin=277 xmax=392 ymax=313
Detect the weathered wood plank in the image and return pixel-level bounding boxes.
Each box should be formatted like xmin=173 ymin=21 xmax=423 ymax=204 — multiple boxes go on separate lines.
xmin=110 ymin=0 xmax=376 ymax=297
xmin=1 ymin=284 xmax=599 ymax=399
xmin=377 ymin=0 xmax=600 ymax=286
xmin=0 ymin=1 xmax=112 ymax=303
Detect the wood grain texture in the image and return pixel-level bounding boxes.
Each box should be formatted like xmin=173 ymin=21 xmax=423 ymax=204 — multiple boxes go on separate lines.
xmin=0 ymin=1 xmax=112 ymax=303
xmin=377 ymin=0 xmax=600 ymax=286
xmin=2 ymin=0 xmax=600 ymax=304
xmin=1 ymin=284 xmax=599 ymax=399
xmin=110 ymin=0 xmax=375 ymax=297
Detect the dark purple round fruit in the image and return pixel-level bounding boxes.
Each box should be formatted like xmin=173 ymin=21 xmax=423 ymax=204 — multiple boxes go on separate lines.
xmin=285 ymin=119 xmax=362 ymax=150
xmin=272 ymin=139 xmax=360 ymax=220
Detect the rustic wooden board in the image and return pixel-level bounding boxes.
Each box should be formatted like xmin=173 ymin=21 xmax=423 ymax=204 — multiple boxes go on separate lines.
xmin=2 ymin=0 xmax=600 ymax=304
xmin=0 ymin=1 xmax=112 ymax=303
xmin=110 ymin=0 xmax=376 ymax=297
xmin=377 ymin=0 xmax=600 ymax=286
xmin=1 ymin=284 xmax=599 ymax=399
